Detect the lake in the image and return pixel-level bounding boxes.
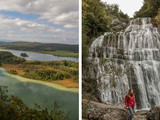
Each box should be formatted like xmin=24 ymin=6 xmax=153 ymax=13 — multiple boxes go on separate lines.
xmin=0 ymin=69 xmax=78 ymax=120
xmin=0 ymin=49 xmax=78 ymax=62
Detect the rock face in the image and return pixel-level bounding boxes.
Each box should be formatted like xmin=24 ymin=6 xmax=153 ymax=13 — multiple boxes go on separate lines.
xmin=88 ymin=18 xmax=160 ymax=110
xmin=83 ymin=100 xmax=160 ymax=120
xmin=82 ymin=99 xmax=129 ymax=120
xmin=112 ymin=18 xmax=127 ymax=31
xmin=147 ymin=106 xmax=160 ymax=120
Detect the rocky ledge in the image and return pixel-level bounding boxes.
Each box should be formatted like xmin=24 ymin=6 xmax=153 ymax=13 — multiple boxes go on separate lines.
xmin=147 ymin=106 xmax=160 ymax=120
xmin=83 ymin=99 xmax=160 ymax=120
xmin=82 ymin=99 xmax=129 ymax=120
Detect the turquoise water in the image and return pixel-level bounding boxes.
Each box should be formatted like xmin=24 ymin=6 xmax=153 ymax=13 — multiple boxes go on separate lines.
xmin=0 ymin=70 xmax=78 ymax=120
xmin=0 ymin=49 xmax=78 ymax=62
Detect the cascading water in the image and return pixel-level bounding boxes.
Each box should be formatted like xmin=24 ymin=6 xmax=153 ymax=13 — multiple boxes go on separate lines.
xmin=89 ymin=18 xmax=160 ymax=109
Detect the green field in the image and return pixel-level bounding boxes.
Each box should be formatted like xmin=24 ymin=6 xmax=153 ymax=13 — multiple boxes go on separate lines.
xmin=52 ymin=50 xmax=78 ymax=58
xmin=40 ymin=50 xmax=78 ymax=58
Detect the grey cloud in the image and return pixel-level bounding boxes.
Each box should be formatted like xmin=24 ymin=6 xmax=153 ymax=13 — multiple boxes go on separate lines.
xmin=0 ymin=0 xmax=79 ymax=28
xmin=0 ymin=15 xmax=78 ymax=44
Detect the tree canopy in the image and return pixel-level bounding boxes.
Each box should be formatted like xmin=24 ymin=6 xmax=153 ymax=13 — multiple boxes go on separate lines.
xmin=0 ymin=86 xmax=69 ymax=120
xmin=134 ymin=0 xmax=160 ymax=18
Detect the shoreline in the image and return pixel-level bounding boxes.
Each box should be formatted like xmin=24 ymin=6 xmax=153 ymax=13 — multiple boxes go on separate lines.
xmin=0 ymin=68 xmax=78 ymax=93
xmin=0 ymin=48 xmax=78 ymax=59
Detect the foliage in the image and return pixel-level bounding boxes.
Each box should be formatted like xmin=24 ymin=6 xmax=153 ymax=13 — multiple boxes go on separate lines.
xmin=20 ymin=53 xmax=29 ymax=57
xmin=134 ymin=0 xmax=160 ymax=18
xmin=9 ymin=70 xmax=17 ymax=75
xmin=51 ymin=50 xmax=78 ymax=58
xmin=82 ymin=0 xmax=129 ymax=62
xmin=134 ymin=0 xmax=160 ymax=27
xmin=0 ymin=51 xmax=26 ymax=64
xmin=23 ymin=60 xmax=78 ymax=81
xmin=105 ymin=4 xmax=129 ymax=23
xmin=82 ymin=0 xmax=111 ymax=61
xmin=0 ymin=86 xmax=69 ymax=120
xmin=23 ymin=69 xmax=69 ymax=81
xmin=0 ymin=51 xmax=78 ymax=82
xmin=155 ymin=8 xmax=160 ymax=25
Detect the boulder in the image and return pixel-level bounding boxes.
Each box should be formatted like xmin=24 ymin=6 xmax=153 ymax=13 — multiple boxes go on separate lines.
xmin=147 ymin=106 xmax=160 ymax=120
xmin=82 ymin=99 xmax=129 ymax=120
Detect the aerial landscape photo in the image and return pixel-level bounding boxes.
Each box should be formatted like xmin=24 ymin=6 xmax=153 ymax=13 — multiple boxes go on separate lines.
xmin=0 ymin=0 xmax=79 ymax=120
xmin=82 ymin=0 xmax=160 ymax=120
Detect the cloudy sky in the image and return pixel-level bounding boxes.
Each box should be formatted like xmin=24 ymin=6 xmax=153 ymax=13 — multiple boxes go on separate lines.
xmin=101 ymin=0 xmax=143 ymax=17
xmin=0 ymin=0 xmax=79 ymax=44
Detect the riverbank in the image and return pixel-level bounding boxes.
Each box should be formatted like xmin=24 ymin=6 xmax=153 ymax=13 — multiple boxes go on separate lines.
xmin=2 ymin=63 xmax=78 ymax=88
xmin=0 ymin=68 xmax=78 ymax=93
xmin=0 ymin=51 xmax=78 ymax=92
xmin=0 ymin=47 xmax=78 ymax=58
xmin=0 ymin=48 xmax=78 ymax=62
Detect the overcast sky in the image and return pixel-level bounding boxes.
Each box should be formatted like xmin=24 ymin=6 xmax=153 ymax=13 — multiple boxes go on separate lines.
xmin=0 ymin=0 xmax=79 ymax=44
xmin=101 ymin=0 xmax=144 ymax=17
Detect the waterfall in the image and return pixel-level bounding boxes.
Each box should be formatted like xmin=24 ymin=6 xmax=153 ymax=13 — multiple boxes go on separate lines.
xmin=89 ymin=18 xmax=160 ymax=109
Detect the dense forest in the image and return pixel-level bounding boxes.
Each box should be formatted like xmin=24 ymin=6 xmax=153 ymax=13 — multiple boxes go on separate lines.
xmin=0 ymin=51 xmax=78 ymax=88
xmin=0 ymin=86 xmax=69 ymax=120
xmin=0 ymin=42 xmax=78 ymax=58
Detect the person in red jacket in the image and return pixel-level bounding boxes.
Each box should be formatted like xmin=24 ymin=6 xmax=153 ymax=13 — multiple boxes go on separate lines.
xmin=125 ymin=88 xmax=135 ymax=120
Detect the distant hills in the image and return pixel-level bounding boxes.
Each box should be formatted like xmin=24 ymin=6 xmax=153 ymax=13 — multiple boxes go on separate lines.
xmin=0 ymin=41 xmax=78 ymax=53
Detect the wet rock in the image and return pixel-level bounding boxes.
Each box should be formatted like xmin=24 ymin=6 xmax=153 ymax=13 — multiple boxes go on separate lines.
xmin=158 ymin=28 xmax=160 ymax=33
xmin=134 ymin=110 xmax=148 ymax=120
xmin=82 ymin=99 xmax=129 ymax=120
xmin=147 ymin=106 xmax=160 ymax=120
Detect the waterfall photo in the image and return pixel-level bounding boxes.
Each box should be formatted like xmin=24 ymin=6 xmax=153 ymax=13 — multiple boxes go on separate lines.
xmin=0 ymin=0 xmax=79 ymax=120
xmin=82 ymin=0 xmax=160 ymax=119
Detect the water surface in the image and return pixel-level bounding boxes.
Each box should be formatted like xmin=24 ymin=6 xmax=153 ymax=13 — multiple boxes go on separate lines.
xmin=0 ymin=49 xmax=78 ymax=62
xmin=0 ymin=70 xmax=78 ymax=120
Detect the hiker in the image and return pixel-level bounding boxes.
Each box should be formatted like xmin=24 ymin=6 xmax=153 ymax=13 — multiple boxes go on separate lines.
xmin=125 ymin=88 xmax=135 ymax=120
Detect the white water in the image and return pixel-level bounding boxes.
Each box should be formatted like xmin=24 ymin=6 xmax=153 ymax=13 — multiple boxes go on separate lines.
xmin=89 ymin=18 xmax=160 ymax=109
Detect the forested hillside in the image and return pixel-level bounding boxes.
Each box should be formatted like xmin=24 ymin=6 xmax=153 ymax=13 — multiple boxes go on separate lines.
xmin=0 ymin=42 xmax=78 ymax=57
xmin=0 ymin=51 xmax=78 ymax=88
xmin=0 ymin=42 xmax=78 ymax=53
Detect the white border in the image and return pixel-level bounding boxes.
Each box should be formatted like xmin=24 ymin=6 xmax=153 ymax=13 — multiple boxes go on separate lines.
xmin=79 ymin=0 xmax=82 ymax=119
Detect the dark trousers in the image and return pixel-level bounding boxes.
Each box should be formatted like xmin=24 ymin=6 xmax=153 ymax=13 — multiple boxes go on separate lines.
xmin=127 ymin=107 xmax=134 ymax=120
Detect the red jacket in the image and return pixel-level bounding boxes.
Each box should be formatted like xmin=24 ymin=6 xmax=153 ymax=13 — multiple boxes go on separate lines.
xmin=125 ymin=95 xmax=135 ymax=108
